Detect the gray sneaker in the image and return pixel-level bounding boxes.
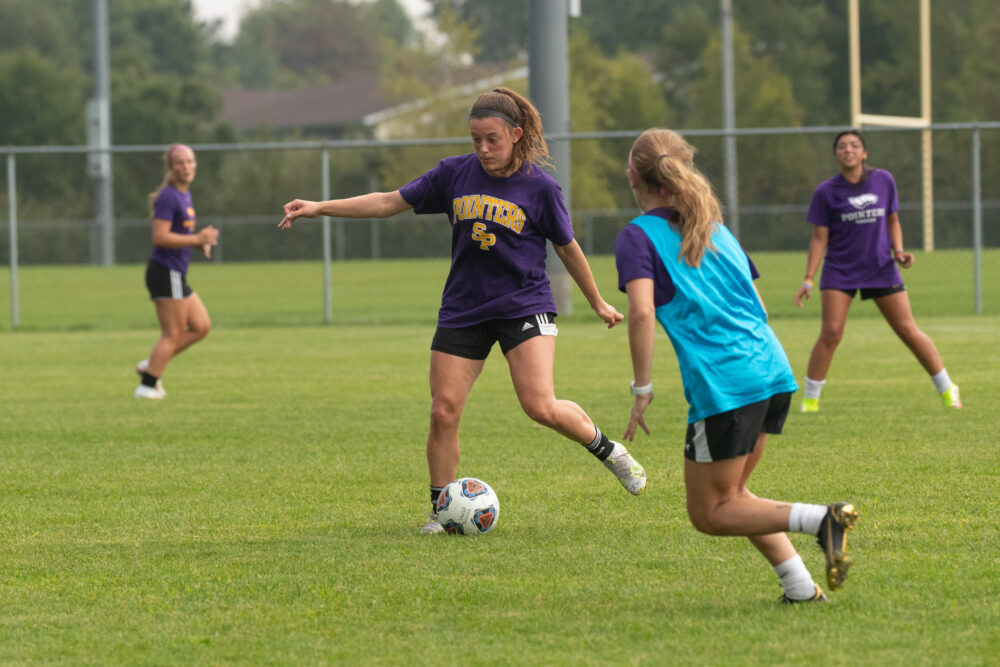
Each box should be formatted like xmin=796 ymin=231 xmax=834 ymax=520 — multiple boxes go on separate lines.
xmin=420 ymin=512 xmax=444 ymax=534
xmin=603 ymin=441 xmax=647 ymax=495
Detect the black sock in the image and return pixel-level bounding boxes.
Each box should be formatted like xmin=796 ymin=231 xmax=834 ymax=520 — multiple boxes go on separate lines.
xmin=141 ymin=372 xmax=159 ymax=388
xmin=583 ymin=427 xmax=615 ymax=461
xmin=430 ymin=485 xmax=444 ymax=513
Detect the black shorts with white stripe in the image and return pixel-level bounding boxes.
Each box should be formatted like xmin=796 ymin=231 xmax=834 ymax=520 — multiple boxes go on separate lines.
xmin=430 ymin=312 xmax=558 ymax=360
xmin=683 ymin=392 xmax=792 ymax=463
xmin=145 ymin=259 xmax=193 ymax=301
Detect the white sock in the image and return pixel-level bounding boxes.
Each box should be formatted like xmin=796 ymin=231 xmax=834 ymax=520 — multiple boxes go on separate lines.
xmin=804 ymin=376 xmax=826 ymax=400
xmin=931 ymin=369 xmax=952 ymax=394
xmin=773 ymin=554 xmax=817 ymax=600
xmin=788 ymin=502 xmax=828 ymax=536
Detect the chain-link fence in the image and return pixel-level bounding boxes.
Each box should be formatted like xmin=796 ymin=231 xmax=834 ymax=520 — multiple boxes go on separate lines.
xmin=2 ymin=123 xmax=998 ymax=324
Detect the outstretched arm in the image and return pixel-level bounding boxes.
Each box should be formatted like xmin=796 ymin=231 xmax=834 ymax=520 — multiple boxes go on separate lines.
xmin=279 ymin=191 xmax=411 ymax=229
xmin=552 ymin=239 xmax=624 ymax=328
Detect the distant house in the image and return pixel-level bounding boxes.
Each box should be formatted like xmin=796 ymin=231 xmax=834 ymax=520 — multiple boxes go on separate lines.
xmin=221 ymin=64 xmax=528 ymax=139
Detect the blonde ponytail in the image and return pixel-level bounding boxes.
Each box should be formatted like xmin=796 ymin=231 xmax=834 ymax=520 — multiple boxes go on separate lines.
xmin=148 ymin=143 xmax=192 ymax=214
xmin=630 ymin=129 xmax=722 ymax=267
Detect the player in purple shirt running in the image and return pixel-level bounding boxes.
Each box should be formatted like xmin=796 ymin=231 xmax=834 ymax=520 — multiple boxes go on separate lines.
xmin=793 ymin=130 xmax=961 ymax=412
xmin=279 ymin=88 xmax=647 ymax=533
xmin=134 ymin=143 xmax=219 ymax=399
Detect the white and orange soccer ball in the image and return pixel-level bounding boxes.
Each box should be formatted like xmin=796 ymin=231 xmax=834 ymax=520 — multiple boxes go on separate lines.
xmin=435 ymin=477 xmax=500 ymax=536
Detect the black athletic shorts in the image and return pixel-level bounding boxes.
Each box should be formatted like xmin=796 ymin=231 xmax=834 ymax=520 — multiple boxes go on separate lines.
xmin=145 ymin=260 xmax=193 ymax=301
xmin=829 ymin=283 xmax=906 ymax=300
xmin=683 ymin=392 xmax=792 ymax=463
xmin=431 ymin=313 xmax=558 ymax=360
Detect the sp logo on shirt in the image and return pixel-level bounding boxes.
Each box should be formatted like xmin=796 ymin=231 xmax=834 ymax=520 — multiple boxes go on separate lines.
xmin=471 ymin=222 xmax=496 ymax=250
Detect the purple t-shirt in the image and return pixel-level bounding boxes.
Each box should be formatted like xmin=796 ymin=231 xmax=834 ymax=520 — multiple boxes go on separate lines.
xmin=615 ymin=207 xmax=759 ymax=304
xmin=806 ymin=168 xmax=902 ymax=289
xmin=150 ymin=184 xmax=195 ymax=274
xmin=399 ymin=153 xmax=575 ymax=327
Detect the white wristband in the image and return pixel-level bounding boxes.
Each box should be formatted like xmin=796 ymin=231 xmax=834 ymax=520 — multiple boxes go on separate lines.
xmin=630 ymin=381 xmax=653 ymax=396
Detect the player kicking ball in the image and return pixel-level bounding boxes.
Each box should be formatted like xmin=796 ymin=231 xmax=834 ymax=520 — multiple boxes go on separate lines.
xmin=279 ymin=88 xmax=646 ymax=534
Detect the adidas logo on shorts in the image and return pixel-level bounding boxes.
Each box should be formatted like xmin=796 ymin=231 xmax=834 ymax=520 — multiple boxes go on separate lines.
xmin=521 ymin=321 xmax=534 ymax=332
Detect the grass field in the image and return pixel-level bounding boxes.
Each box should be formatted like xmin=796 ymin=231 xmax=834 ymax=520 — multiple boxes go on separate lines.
xmin=1 ymin=252 xmax=998 ymax=664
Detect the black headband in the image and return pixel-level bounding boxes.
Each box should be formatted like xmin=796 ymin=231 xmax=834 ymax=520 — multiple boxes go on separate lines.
xmin=469 ymin=109 xmax=519 ymax=126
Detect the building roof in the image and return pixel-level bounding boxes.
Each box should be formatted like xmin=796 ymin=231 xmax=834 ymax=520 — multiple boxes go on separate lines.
xmin=220 ymin=63 xmax=527 ymax=134
xmin=221 ymin=74 xmax=388 ymax=132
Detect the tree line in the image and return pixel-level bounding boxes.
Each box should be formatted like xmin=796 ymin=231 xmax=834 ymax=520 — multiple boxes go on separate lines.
xmin=0 ymin=0 xmax=997 ymax=263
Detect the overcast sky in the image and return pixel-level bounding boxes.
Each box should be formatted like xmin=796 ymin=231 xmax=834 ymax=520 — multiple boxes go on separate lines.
xmin=191 ymin=0 xmax=432 ymax=41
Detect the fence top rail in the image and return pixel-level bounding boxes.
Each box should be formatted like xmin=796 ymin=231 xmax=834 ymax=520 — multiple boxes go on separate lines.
xmin=3 ymin=121 xmax=1000 ymax=156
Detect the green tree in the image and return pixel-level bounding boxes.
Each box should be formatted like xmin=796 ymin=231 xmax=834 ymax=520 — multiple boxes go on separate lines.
xmin=427 ymin=0 xmax=527 ymax=63
xmin=225 ymin=0 xmax=380 ymax=89
xmin=567 ymin=30 xmax=670 ymax=211
xmin=0 ymin=0 xmax=85 ymax=72
xmin=0 ymin=49 xmax=87 ymax=217
xmin=361 ymin=0 xmax=415 ymax=47
xmin=0 ymin=49 xmax=85 ymax=146
xmin=109 ymin=0 xmax=211 ymax=78
xmin=685 ymin=27 xmax=820 ymax=249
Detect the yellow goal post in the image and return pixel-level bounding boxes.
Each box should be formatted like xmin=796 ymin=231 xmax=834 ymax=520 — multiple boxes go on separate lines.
xmin=849 ymin=0 xmax=934 ymax=251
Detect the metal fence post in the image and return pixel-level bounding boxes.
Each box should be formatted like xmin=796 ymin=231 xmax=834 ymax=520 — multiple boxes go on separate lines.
xmin=971 ymin=124 xmax=983 ymax=315
xmin=7 ymin=153 xmax=19 ymax=330
xmin=321 ymin=147 xmax=332 ymax=323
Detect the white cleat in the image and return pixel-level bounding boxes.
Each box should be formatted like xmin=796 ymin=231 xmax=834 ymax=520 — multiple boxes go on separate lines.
xmin=134 ymin=384 xmax=166 ymax=400
xmin=420 ymin=513 xmax=444 ymax=534
xmin=135 ymin=359 xmax=165 ymax=395
xmin=603 ymin=441 xmax=647 ymax=495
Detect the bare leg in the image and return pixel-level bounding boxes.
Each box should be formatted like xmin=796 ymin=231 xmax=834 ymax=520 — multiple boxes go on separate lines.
xmin=147 ymin=293 xmax=211 ymax=377
xmin=426 ymin=351 xmax=484 ymax=488
xmin=805 ymin=289 xmax=853 ymax=381
xmin=874 ymin=290 xmax=944 ymax=375
xmin=505 ymin=335 xmax=598 ymax=443
xmin=684 ymin=434 xmax=797 ymax=565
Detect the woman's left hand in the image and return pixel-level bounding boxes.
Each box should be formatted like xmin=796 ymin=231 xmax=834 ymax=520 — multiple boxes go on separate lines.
xmin=594 ymin=300 xmax=624 ymax=329
xmin=624 ymin=394 xmax=653 ymax=442
xmin=894 ymin=251 xmax=914 ymax=268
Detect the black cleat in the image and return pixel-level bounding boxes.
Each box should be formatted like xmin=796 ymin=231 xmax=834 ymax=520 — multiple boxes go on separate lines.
xmin=817 ymin=502 xmax=859 ymax=591
xmin=779 ymin=582 xmax=829 ymax=604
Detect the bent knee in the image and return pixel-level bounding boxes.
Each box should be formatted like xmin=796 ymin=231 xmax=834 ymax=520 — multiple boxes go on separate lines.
xmin=521 ymin=401 xmax=559 ymax=428
xmin=191 ymin=322 xmax=211 ymax=340
xmin=686 ymin=505 xmax=721 ymax=535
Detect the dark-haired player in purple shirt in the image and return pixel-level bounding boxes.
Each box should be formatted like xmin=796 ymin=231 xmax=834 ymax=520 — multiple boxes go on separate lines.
xmin=134 ymin=143 xmax=219 ymax=399
xmin=793 ymin=130 xmax=960 ymax=412
xmin=279 ymin=88 xmax=647 ymax=533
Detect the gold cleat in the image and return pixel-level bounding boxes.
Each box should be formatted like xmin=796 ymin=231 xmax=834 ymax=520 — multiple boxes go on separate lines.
xmin=817 ymin=502 xmax=859 ymax=591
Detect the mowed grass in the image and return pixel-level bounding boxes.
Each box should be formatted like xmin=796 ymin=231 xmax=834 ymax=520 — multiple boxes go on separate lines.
xmin=0 ymin=251 xmax=998 ymax=664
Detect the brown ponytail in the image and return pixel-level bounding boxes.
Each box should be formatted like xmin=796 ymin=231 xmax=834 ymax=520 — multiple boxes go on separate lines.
xmin=469 ymin=87 xmax=551 ymax=173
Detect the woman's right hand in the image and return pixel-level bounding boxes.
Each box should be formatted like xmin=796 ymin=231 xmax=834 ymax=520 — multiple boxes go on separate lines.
xmin=278 ymin=199 xmax=321 ymax=229
xmin=199 ymin=225 xmax=219 ymax=246
xmin=793 ymin=284 xmax=812 ymax=308
xmin=198 ymin=225 xmax=219 ymax=258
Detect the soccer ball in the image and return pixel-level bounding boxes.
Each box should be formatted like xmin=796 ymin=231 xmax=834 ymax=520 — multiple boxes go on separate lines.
xmin=435 ymin=477 xmax=500 ymax=536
